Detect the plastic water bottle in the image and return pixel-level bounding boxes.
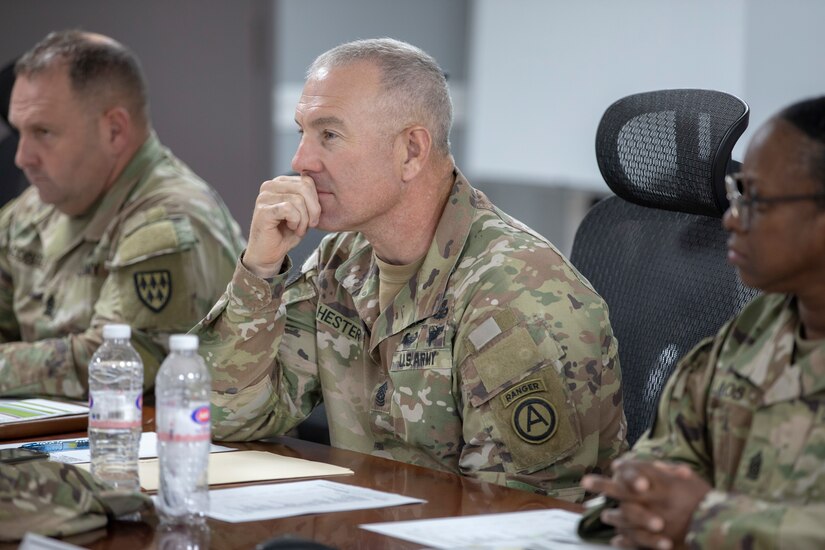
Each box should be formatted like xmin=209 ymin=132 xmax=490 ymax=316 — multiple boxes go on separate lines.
xmin=156 ymin=334 xmax=211 ymax=525
xmin=157 ymin=522 xmax=210 ymax=550
xmin=88 ymin=323 xmax=144 ymax=491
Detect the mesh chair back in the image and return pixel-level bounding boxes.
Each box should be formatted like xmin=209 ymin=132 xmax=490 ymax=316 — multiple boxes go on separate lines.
xmin=571 ymin=89 xmax=758 ymax=445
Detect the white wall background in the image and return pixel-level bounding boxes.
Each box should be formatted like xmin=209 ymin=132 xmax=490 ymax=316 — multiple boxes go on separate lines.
xmin=465 ymin=0 xmax=825 ymax=192
xmin=466 ymin=0 xmax=746 ymax=191
xmin=743 ymin=0 xmax=825 ymax=149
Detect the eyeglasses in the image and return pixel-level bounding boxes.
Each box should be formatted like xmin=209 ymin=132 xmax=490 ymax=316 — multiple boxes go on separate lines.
xmin=724 ymin=172 xmax=825 ymax=229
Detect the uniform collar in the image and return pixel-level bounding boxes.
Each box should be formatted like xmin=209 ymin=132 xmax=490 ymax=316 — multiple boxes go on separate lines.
xmin=336 ymin=169 xmax=474 ymax=352
xmin=733 ymin=296 xmax=825 ymax=404
xmin=83 ymin=132 xmax=164 ymax=241
xmin=40 ymin=133 xmax=164 ymax=259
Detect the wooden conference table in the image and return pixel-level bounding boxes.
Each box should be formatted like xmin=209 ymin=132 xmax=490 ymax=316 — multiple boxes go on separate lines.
xmin=9 ymin=406 xmax=582 ymax=549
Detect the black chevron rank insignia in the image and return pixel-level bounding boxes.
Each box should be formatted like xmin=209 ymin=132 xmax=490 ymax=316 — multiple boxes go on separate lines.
xmin=134 ymin=270 xmax=172 ymax=313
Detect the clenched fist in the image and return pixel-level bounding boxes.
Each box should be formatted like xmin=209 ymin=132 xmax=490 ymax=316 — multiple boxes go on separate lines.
xmin=243 ymin=174 xmax=321 ymax=278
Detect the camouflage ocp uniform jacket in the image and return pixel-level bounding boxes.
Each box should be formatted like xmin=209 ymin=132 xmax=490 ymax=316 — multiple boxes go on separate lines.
xmin=198 ymin=170 xmax=626 ymax=501
xmin=0 ymin=133 xmax=245 ymax=398
xmin=0 ymin=460 xmax=152 ymax=542
xmin=630 ymin=293 xmax=825 ymax=548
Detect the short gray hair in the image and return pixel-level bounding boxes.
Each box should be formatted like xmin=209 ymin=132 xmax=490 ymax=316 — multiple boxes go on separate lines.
xmin=309 ymin=38 xmax=452 ymax=155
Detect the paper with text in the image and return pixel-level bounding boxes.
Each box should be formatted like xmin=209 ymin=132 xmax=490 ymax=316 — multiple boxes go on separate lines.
xmin=205 ymin=479 xmax=423 ymax=523
xmin=360 ymin=509 xmax=607 ymax=549
xmin=0 ymin=398 xmax=88 ymax=424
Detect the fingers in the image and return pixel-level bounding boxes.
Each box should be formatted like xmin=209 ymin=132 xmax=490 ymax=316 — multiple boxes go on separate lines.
xmin=616 ymin=463 xmax=651 ymax=493
xmin=257 ymin=175 xmax=320 ymax=236
xmin=582 ymin=474 xmax=624 ymax=499
xmin=609 ymin=533 xmax=637 ymax=548
xmin=244 ymin=175 xmax=321 ymax=278
xmin=603 ymin=502 xmax=670 ymax=549
xmin=612 ymin=531 xmax=673 ymax=550
xmin=582 ymin=469 xmax=651 ymax=502
xmin=298 ymin=174 xmax=322 ymax=228
xmin=653 ymin=460 xmax=694 ymax=479
xmin=604 ymin=502 xmax=664 ymax=532
xmin=257 ymin=193 xmax=310 ymax=235
xmin=601 ymin=503 xmax=673 ymax=550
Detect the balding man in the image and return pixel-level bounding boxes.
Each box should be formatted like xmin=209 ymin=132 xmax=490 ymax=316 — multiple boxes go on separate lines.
xmin=0 ymin=30 xmax=245 ymax=398
xmin=197 ymin=38 xmax=625 ymax=500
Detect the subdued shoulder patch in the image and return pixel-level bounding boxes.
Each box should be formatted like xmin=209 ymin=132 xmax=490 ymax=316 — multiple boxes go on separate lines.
xmin=133 ymin=270 xmax=172 ymax=312
xmin=486 ymin=365 xmax=581 ymax=472
xmin=511 ymin=396 xmax=558 ymax=444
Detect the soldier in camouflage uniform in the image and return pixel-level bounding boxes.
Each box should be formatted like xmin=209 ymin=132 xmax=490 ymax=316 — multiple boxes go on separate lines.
xmin=0 ymin=31 xmax=244 ymax=398
xmin=581 ymin=97 xmax=825 ymax=548
xmin=197 ymin=38 xmax=626 ymax=500
xmin=0 ymin=460 xmax=152 ymax=542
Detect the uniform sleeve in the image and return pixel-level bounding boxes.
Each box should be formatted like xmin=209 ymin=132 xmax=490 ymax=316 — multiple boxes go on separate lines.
xmin=195 ymin=255 xmax=323 ymax=442
xmin=638 ymin=326 xmax=825 ymax=548
xmin=0 ymin=202 xmax=20 ymax=343
xmin=452 ymin=252 xmax=627 ymax=502
xmin=580 ymin=319 xmax=823 ymax=547
xmin=686 ymin=491 xmax=825 ymax=548
xmin=0 ymin=210 xmax=242 ymax=399
xmin=579 ymin=335 xmax=721 ymax=540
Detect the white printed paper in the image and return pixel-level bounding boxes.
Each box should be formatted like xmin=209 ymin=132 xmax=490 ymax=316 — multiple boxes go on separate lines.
xmin=360 ymin=509 xmax=607 ymax=549
xmin=0 ymin=398 xmax=88 ymax=423
xmin=206 ymin=479 xmax=425 ymax=523
xmin=19 ymin=532 xmax=85 ymax=550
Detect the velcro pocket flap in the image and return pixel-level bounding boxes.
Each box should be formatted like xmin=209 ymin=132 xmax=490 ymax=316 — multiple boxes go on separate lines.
xmin=109 ymin=214 xmax=196 ymax=268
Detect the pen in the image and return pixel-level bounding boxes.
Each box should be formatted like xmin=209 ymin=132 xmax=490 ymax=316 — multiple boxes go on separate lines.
xmin=21 ymin=439 xmax=90 ymax=453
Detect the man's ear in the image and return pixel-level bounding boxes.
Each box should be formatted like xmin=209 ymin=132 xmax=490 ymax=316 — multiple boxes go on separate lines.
xmin=101 ymin=106 xmax=131 ymax=154
xmin=398 ymin=125 xmax=432 ymax=182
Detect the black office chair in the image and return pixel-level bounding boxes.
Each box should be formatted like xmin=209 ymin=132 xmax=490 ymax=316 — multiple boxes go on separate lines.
xmin=570 ymin=89 xmax=759 ymax=446
xmin=0 ymin=59 xmax=28 ymax=208
xmin=295 ymin=403 xmax=330 ymax=445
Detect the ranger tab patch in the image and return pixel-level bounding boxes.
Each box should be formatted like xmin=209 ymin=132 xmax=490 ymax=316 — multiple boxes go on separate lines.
xmin=134 ymin=270 xmax=172 ymax=312
xmin=500 ymin=378 xmax=546 ymax=408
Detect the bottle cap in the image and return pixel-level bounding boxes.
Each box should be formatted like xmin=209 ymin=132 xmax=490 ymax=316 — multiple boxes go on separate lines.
xmin=169 ymin=334 xmax=199 ymax=351
xmin=102 ymin=324 xmax=131 ymax=339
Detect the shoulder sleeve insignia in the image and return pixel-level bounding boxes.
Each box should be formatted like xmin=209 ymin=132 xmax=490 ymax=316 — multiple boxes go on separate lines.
xmin=133 ymin=270 xmax=172 ymax=312
xmin=512 ymin=396 xmax=558 ymax=444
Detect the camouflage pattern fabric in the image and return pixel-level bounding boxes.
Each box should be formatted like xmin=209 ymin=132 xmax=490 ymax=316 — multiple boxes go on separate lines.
xmin=0 ymin=133 xmax=245 ymax=398
xmin=593 ymin=293 xmax=825 ymax=548
xmin=0 ymin=460 xmax=152 ymax=542
xmin=197 ymin=170 xmax=627 ymax=501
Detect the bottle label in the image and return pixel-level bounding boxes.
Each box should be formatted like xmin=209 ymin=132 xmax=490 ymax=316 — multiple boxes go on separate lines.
xmin=88 ymin=391 xmax=142 ymax=429
xmin=157 ymin=402 xmax=211 ymax=442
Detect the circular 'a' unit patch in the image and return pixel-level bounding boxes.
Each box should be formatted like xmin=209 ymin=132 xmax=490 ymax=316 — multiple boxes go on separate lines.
xmin=511 ymin=397 xmax=558 ymax=444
